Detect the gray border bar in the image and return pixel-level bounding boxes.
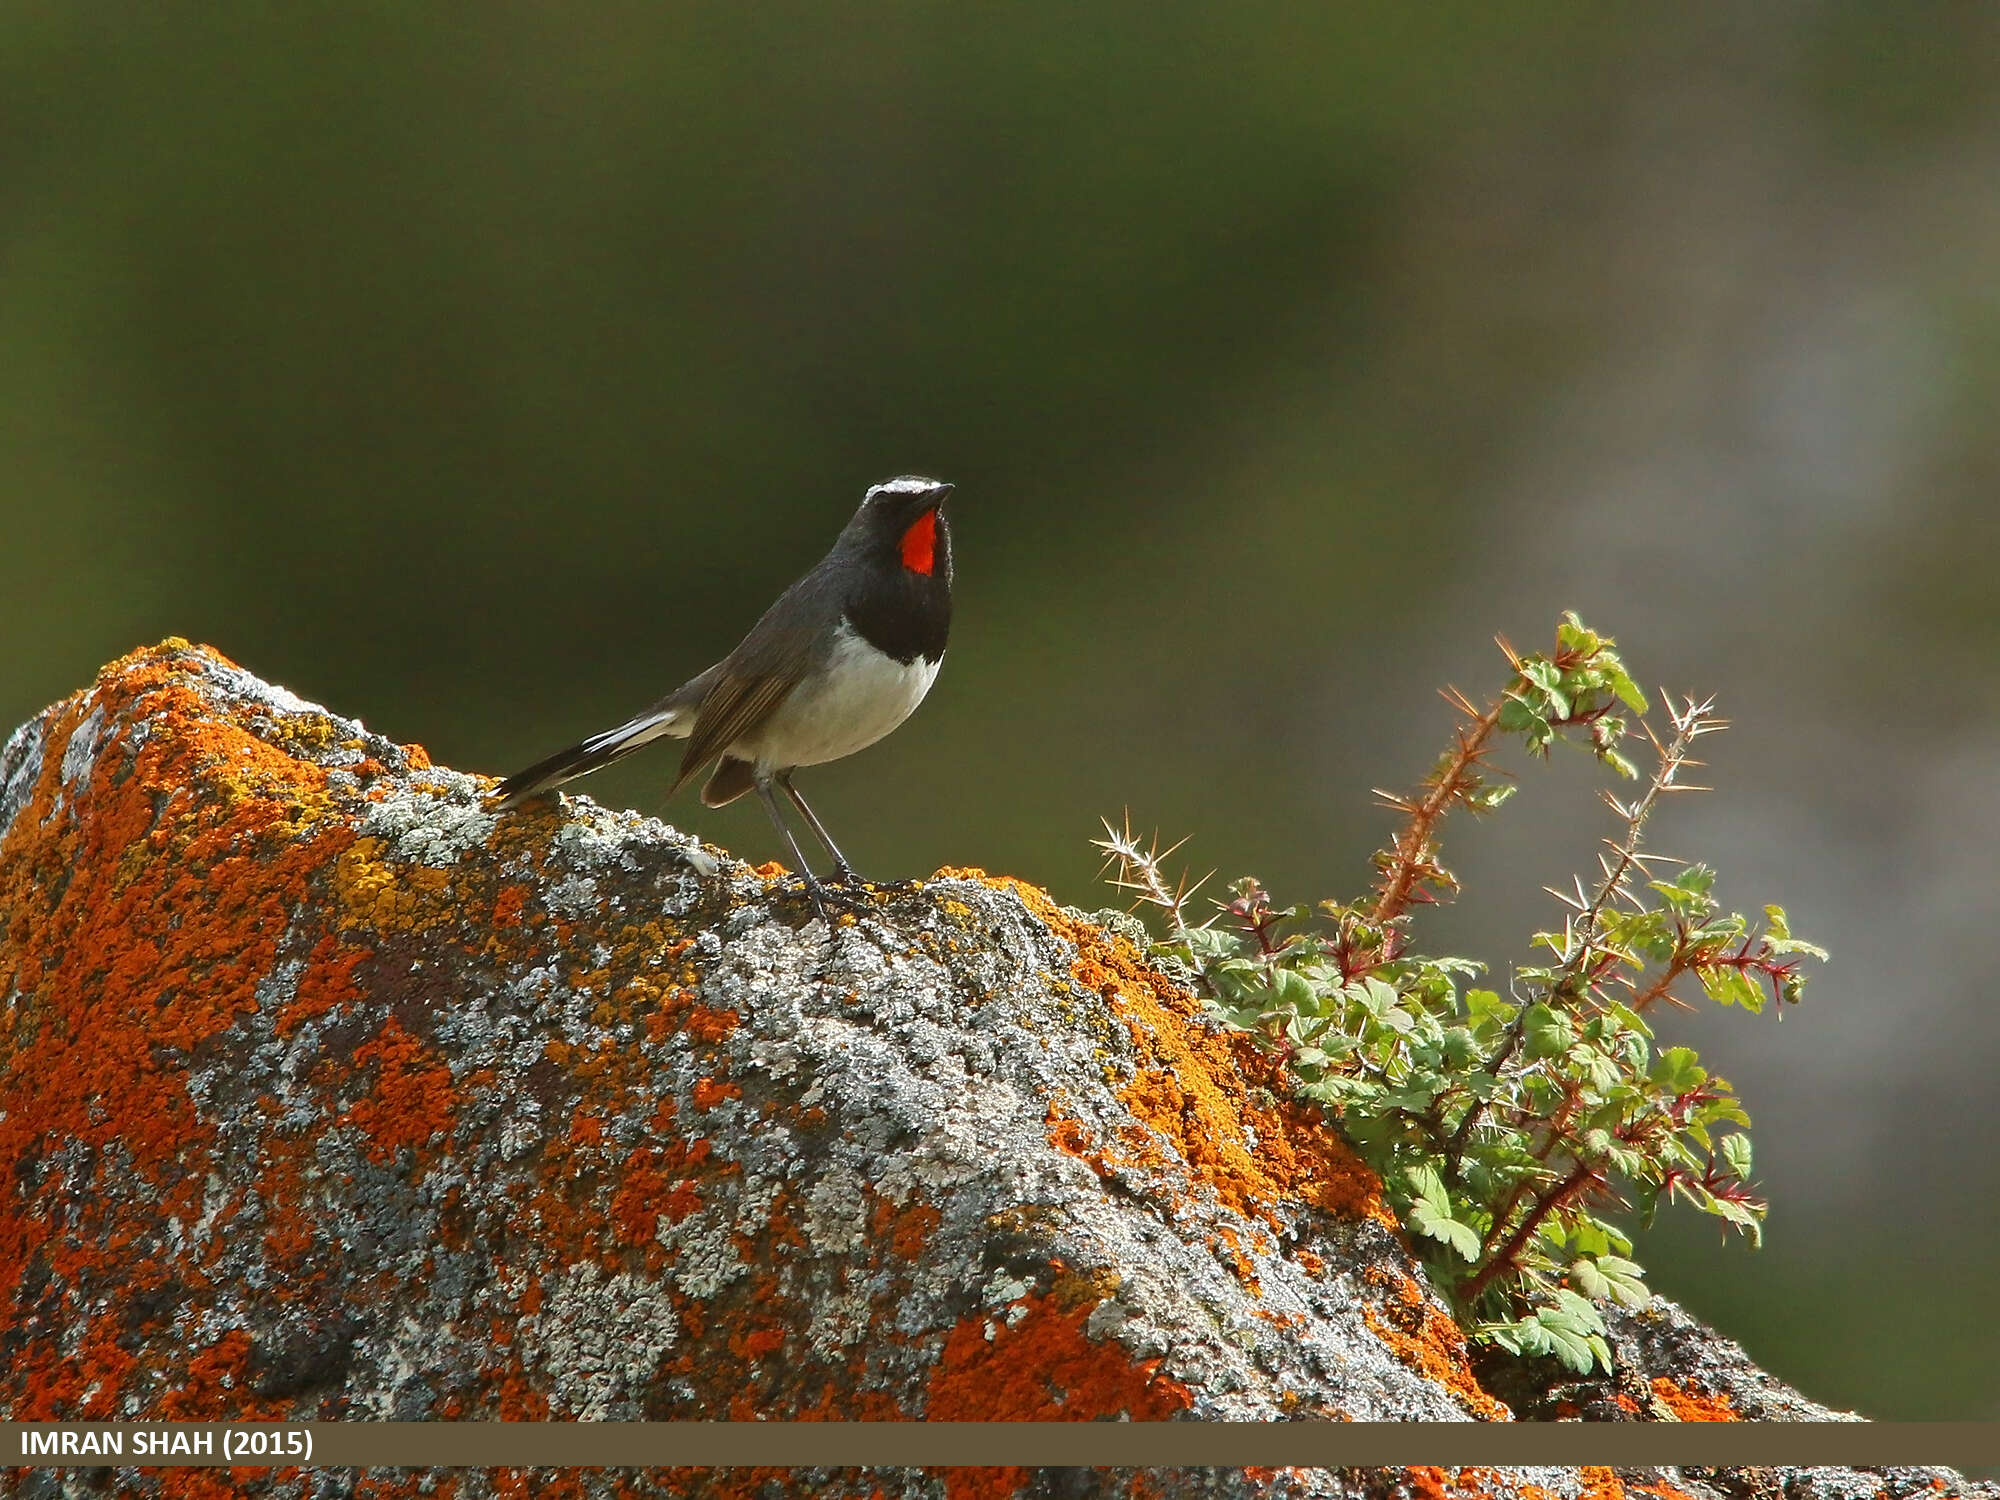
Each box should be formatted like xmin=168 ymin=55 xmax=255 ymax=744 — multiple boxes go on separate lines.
xmin=6 ymin=1422 xmax=1999 ymax=1469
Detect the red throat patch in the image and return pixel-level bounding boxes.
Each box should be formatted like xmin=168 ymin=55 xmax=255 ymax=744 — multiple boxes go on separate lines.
xmin=899 ymin=509 xmax=938 ymax=575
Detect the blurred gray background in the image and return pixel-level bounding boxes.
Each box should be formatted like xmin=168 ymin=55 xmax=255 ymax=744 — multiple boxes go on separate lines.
xmin=4 ymin=2 xmax=1995 ymax=1418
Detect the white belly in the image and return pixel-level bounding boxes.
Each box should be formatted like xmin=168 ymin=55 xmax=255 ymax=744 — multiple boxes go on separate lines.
xmin=740 ymin=624 xmax=940 ymax=771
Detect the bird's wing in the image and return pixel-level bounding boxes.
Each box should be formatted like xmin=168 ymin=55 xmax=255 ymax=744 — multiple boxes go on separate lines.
xmin=666 ymin=671 xmax=798 ymax=797
xmin=661 ymin=552 xmax=844 ymax=796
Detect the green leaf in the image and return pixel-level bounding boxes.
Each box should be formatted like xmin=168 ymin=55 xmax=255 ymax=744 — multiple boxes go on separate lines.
xmin=1514 ymin=1293 xmax=1612 ymax=1374
xmin=1718 ymin=1133 xmax=1753 ymax=1181
xmin=1701 ymin=1194 xmax=1765 ymax=1247
xmin=1520 ymin=659 xmax=1571 ymax=719
xmin=1499 ymin=696 xmax=1555 ymax=754
xmin=1465 ymin=781 xmax=1518 ymax=813
xmin=1270 ymin=965 xmax=1317 ymax=1013
xmin=1568 ymin=1044 xmax=1622 ymax=1094
xmin=1438 ymin=1027 xmax=1480 ymax=1068
xmin=1180 ymin=926 xmax=1243 ymax=963
xmin=1651 ymin=864 xmax=1717 ymax=918
xmin=1210 ymin=958 xmax=1265 ymax=1002
xmin=1568 ymin=1257 xmax=1609 ymax=1300
xmin=1764 ymin=905 xmax=1830 ymax=960
xmin=1523 ymin=1003 xmax=1569 ymax=1060
xmin=1690 ymin=915 xmax=1748 ymax=947
xmin=1650 ymin=1046 xmax=1705 ymax=1093
xmin=1351 ymin=977 xmax=1402 ymax=1017
xmin=1383 ymin=1084 xmax=1440 ymax=1114
xmin=1408 ymin=1201 xmax=1483 ymax=1261
xmin=1605 ymin=1000 xmax=1654 ymax=1041
xmin=1400 ymin=1165 xmax=1486 ymax=1264
xmin=1605 ymin=1141 xmax=1650 ymax=1179
xmin=1406 ymin=1163 xmax=1447 ymax=1203
xmin=1570 ymin=1254 xmax=1650 ymax=1310
xmin=1556 ymin=613 xmax=1602 ymax=657
xmin=1598 ymin=747 xmax=1640 ymax=780
xmin=1604 ymin=664 xmax=1649 ymax=715
xmin=1698 ymin=964 xmax=1765 ymax=1012
xmin=1440 ymin=1218 xmax=1483 ymax=1261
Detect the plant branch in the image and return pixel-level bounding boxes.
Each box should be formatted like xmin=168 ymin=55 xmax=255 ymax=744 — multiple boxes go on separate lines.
xmin=1368 ymin=657 xmax=1522 ymax=936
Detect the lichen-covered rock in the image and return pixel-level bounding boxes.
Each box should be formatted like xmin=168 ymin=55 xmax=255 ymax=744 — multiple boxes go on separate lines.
xmin=2 ymin=643 xmax=1986 ymax=1500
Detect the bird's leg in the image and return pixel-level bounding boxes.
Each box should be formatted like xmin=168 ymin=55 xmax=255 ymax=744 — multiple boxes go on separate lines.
xmin=755 ymin=779 xmax=831 ymax=919
xmin=779 ymin=773 xmax=862 ymax=883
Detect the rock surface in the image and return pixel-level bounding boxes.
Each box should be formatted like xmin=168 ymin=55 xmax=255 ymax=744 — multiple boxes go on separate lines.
xmin=0 ymin=642 xmax=1985 ymax=1500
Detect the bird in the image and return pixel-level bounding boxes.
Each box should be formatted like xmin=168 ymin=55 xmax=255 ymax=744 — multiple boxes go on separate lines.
xmin=491 ymin=476 xmax=956 ymax=914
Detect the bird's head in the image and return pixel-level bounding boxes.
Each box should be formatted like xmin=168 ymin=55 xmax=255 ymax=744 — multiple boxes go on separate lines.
xmin=845 ymin=476 xmax=955 ymax=579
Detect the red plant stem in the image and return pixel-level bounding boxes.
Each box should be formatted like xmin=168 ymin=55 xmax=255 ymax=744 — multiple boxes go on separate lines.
xmin=1461 ymin=1159 xmax=1596 ymax=1305
xmin=1370 ymin=694 xmax=1514 ymax=932
xmin=1630 ymin=957 xmax=1690 ymax=1013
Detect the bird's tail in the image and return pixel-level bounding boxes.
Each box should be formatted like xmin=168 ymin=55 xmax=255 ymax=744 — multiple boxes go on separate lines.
xmin=491 ymin=705 xmax=690 ymax=810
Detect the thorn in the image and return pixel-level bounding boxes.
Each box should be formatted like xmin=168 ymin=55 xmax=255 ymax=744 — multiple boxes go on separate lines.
xmin=1441 ymin=685 xmax=1482 ymax=718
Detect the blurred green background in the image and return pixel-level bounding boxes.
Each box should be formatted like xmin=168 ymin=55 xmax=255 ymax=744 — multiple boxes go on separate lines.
xmin=5 ymin=2 xmax=1997 ymax=1419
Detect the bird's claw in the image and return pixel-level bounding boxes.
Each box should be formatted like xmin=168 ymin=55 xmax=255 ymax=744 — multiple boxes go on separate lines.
xmin=800 ymin=874 xmax=874 ymax=922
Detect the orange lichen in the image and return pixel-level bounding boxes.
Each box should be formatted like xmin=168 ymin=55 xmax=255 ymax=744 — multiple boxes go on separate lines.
xmin=274 ymin=935 xmax=370 ymax=1035
xmin=939 ymin=870 xmax=1390 ymax=1231
xmin=684 ymin=1005 xmax=741 ymax=1043
xmin=692 ymin=1076 xmax=743 ymax=1110
xmin=1649 ymin=1375 xmax=1739 ymax=1421
xmin=155 ymin=1331 xmax=283 ymax=1422
xmin=1359 ymin=1269 xmax=1509 ymax=1421
xmin=926 ymin=1291 xmax=1193 ymax=1500
xmin=871 ymin=1198 xmax=942 ymax=1260
xmin=0 ymin=645 xmax=378 ymax=1413
xmin=492 ymin=884 xmax=531 ymax=927
xmin=248 ymin=1126 xmax=325 ymax=1284
xmin=1045 ymin=1104 xmax=1097 ymax=1161
xmin=2 ymin=644 xmax=753 ymax=1418
xmin=607 ymin=1140 xmax=716 ymax=1247
xmin=1579 ymin=1467 xmax=1626 ymax=1500
xmin=1213 ymin=1225 xmax=1261 ymax=1293
xmin=731 ymin=1325 xmax=788 ymax=1361
xmin=342 ymin=1016 xmax=457 ymax=1165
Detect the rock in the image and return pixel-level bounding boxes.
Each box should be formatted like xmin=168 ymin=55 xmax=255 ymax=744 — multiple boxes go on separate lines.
xmin=0 ymin=642 xmax=1985 ymax=1500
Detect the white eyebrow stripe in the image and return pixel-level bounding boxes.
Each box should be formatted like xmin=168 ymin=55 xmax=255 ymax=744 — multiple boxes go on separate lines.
xmin=869 ymin=477 xmax=943 ymax=496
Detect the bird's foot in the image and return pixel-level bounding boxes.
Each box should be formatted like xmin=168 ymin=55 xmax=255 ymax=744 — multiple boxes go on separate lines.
xmin=799 ymin=873 xmax=874 ymax=923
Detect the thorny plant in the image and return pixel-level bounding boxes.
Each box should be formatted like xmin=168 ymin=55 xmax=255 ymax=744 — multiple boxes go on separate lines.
xmin=1096 ymin=614 xmax=1826 ymax=1374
